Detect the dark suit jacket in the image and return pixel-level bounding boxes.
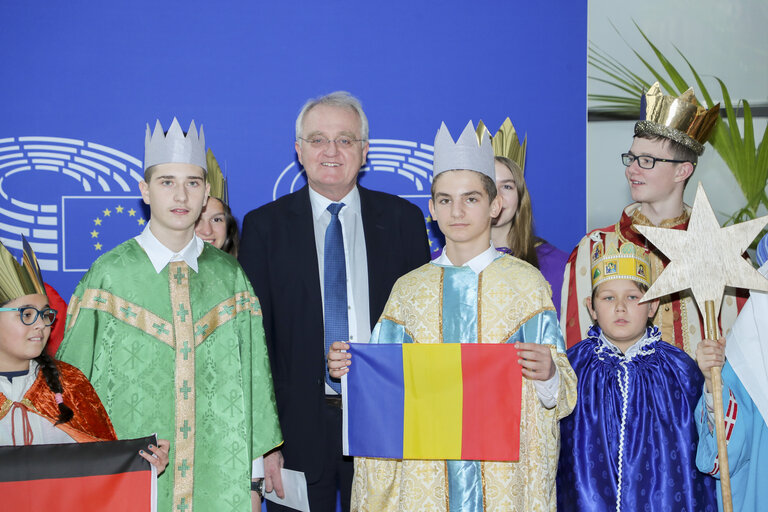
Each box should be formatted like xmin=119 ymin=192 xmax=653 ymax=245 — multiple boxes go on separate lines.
xmin=239 ymin=185 xmax=430 ymax=483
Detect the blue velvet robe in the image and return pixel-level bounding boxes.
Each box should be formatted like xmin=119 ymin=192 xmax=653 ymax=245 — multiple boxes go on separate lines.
xmin=557 ymin=326 xmax=717 ymax=511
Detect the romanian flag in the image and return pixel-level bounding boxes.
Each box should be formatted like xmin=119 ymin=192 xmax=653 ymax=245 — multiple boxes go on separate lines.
xmin=0 ymin=436 xmax=156 ymax=511
xmin=343 ymin=343 xmax=522 ymax=461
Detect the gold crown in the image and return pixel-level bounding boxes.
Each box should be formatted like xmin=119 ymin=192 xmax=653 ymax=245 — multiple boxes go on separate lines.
xmin=590 ymin=234 xmax=651 ymax=289
xmin=0 ymin=237 xmax=46 ymax=304
xmin=476 ymin=118 xmax=527 ymax=173
xmin=634 ymin=82 xmax=720 ymax=156
xmin=206 ymin=149 xmax=229 ymax=204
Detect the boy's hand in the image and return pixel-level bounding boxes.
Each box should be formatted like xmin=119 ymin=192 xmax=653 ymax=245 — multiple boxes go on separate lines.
xmin=328 ymin=341 xmax=351 ymax=378
xmin=696 ymin=337 xmax=726 ymax=393
xmin=515 ymin=342 xmax=555 ymax=381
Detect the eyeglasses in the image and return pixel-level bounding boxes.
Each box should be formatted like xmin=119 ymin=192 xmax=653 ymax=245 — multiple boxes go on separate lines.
xmin=621 ymin=152 xmax=694 ymax=170
xmin=298 ymin=136 xmax=366 ymax=148
xmin=0 ymin=306 xmax=57 ymax=326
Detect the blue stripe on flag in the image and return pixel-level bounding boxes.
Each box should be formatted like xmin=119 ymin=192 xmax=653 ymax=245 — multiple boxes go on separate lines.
xmin=346 ymin=343 xmax=405 ymax=458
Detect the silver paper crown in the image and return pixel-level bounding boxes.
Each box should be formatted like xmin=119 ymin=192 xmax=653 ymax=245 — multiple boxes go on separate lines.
xmin=144 ymin=117 xmax=207 ymax=172
xmin=433 ymin=121 xmax=495 ymax=183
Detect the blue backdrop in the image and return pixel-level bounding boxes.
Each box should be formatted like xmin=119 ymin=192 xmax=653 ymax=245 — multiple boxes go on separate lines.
xmin=0 ymin=1 xmax=586 ymax=300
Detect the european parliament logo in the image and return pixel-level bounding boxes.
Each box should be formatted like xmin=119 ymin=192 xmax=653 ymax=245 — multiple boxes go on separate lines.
xmin=0 ymin=136 xmax=147 ymax=273
xmin=273 ymin=138 xmax=444 ymax=255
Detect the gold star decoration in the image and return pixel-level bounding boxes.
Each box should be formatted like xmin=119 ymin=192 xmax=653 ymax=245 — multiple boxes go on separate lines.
xmin=94 ymin=218 xmax=102 ymax=226
xmin=128 ymin=208 xmax=136 ymax=217
xmin=103 ymin=208 xmax=111 ymax=216
xmin=115 ymin=205 xmax=124 ymax=213
xmin=94 ymin=242 xmax=103 ymax=251
xmin=637 ymin=182 xmax=768 ymax=318
xmin=90 ymin=230 xmax=99 ymax=238
xmin=138 ymin=218 xmax=146 ymax=226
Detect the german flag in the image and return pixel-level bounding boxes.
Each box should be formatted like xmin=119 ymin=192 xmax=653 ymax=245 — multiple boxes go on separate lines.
xmin=343 ymin=343 xmax=522 ymax=461
xmin=0 ymin=436 xmax=156 ymax=511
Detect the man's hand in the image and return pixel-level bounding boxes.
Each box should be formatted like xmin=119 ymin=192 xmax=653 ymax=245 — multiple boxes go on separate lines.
xmin=264 ymin=448 xmax=285 ymax=499
xmin=696 ymin=337 xmax=726 ymax=393
xmin=328 ymin=341 xmax=351 ymax=379
xmin=515 ymin=342 xmax=555 ymax=381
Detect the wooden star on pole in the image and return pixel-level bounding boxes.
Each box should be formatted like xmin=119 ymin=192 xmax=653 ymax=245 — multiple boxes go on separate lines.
xmin=637 ymin=182 xmax=768 ymax=317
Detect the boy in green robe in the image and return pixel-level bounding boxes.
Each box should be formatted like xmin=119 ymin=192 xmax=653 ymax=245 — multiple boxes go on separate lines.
xmin=57 ymin=118 xmax=282 ymax=512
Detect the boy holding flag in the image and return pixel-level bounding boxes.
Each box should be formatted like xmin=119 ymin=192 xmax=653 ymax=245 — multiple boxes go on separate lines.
xmin=328 ymin=121 xmax=576 ymax=511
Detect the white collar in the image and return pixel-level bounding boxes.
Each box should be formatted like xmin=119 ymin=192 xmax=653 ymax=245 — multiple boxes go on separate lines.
xmin=134 ymin=222 xmax=203 ymax=273
xmin=433 ymin=243 xmax=499 ymax=274
xmin=0 ymin=360 xmax=39 ymax=402
xmin=309 ymin=186 xmax=361 ymax=221
xmin=596 ymin=327 xmax=659 ymax=361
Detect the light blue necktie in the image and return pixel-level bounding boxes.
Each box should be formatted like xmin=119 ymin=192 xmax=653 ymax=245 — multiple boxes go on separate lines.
xmin=324 ymin=202 xmax=347 ymax=394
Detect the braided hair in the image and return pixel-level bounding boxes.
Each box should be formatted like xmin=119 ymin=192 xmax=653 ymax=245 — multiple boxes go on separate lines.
xmin=33 ymin=352 xmax=73 ymax=425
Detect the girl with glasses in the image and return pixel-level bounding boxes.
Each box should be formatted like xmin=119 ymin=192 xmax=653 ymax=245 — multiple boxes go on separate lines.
xmin=0 ymin=238 xmax=169 ymax=475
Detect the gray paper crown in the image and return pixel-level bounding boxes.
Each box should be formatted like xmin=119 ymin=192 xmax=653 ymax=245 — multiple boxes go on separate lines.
xmin=433 ymin=121 xmax=495 ymax=182
xmin=144 ymin=117 xmax=207 ymax=172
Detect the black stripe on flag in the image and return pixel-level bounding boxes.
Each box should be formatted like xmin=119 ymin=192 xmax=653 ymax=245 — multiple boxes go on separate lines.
xmin=0 ymin=435 xmax=155 ymax=482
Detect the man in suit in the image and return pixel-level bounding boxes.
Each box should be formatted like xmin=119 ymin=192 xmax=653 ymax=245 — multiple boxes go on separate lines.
xmin=239 ymin=91 xmax=430 ymax=511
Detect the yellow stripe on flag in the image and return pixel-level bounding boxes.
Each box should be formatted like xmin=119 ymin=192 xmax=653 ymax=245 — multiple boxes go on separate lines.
xmin=402 ymin=344 xmax=462 ymax=459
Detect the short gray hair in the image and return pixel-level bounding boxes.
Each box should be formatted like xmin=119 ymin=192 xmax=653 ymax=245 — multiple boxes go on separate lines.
xmin=295 ymin=91 xmax=369 ymax=141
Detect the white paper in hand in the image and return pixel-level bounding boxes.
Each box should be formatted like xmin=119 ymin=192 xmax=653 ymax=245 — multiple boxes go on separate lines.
xmin=264 ymin=468 xmax=309 ymax=512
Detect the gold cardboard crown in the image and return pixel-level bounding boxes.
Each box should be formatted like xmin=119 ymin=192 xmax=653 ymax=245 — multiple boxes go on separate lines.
xmin=0 ymin=237 xmax=47 ymax=304
xmin=206 ymin=149 xmax=229 ymax=205
xmin=590 ymin=234 xmax=651 ymax=289
xmin=476 ymin=118 xmax=527 ymax=173
xmin=634 ymin=82 xmax=720 ymax=156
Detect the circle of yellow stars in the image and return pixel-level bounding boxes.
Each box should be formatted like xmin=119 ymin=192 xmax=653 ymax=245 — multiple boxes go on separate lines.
xmin=91 ymin=204 xmax=146 ymax=251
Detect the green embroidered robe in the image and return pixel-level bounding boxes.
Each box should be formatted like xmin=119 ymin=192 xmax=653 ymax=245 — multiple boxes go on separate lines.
xmin=57 ymin=239 xmax=282 ymax=512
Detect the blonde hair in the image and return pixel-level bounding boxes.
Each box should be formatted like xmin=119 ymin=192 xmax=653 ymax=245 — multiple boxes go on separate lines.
xmin=496 ymin=156 xmax=538 ymax=268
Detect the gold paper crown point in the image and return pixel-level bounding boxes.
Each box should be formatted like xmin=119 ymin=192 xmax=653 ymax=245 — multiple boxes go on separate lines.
xmin=475 ymin=121 xmax=491 ymax=142
xmin=678 ymin=86 xmax=698 ymax=105
xmin=0 ymin=236 xmax=47 ymax=304
xmin=21 ymin=237 xmax=45 ymax=295
xmin=590 ymin=236 xmax=652 ymax=290
xmin=635 ymin=82 xmax=720 ymax=156
xmin=206 ymin=148 xmax=229 ymax=205
xmin=477 ymin=117 xmax=527 ymax=173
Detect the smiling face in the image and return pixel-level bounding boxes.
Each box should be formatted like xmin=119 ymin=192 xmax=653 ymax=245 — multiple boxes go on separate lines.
xmin=0 ymin=293 xmax=51 ymax=371
xmin=586 ymin=279 xmax=659 ymax=351
xmin=625 ymin=137 xmax=692 ymax=205
xmin=295 ymin=104 xmax=369 ymax=201
xmin=492 ymin=160 xmax=519 ymax=229
xmin=429 ymin=170 xmax=501 ymax=255
xmin=139 ymin=162 xmax=209 ymax=247
xmin=195 ymin=197 xmax=228 ymax=250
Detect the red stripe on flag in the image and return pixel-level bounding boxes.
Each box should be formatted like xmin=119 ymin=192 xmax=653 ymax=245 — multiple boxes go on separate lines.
xmin=460 ymin=344 xmax=522 ymax=461
xmin=0 ymin=471 xmax=150 ymax=511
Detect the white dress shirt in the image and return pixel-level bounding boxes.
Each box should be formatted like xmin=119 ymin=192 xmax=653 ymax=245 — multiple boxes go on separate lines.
xmin=309 ymin=186 xmax=371 ymax=395
xmin=135 ymin=222 xmax=204 ymax=273
xmin=0 ymin=361 xmax=76 ymax=445
xmin=435 ymin=244 xmax=561 ymax=408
